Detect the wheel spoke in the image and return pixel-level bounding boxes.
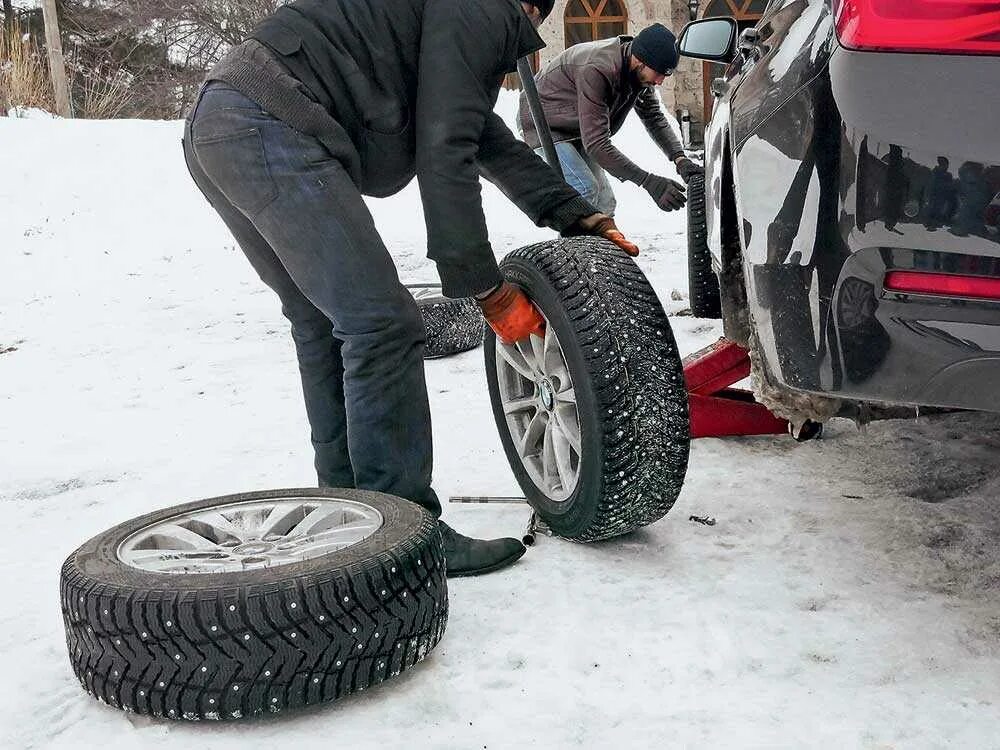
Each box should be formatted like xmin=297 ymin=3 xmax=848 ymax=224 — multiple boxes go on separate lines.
xmin=497 ymin=343 xmax=536 ymax=380
xmin=530 ymin=329 xmax=546 ymax=370
xmin=125 ymin=549 xmax=225 ymax=564
xmin=549 ymin=421 xmax=576 ymax=491
xmin=543 ymin=323 xmax=558 ymax=360
xmin=503 ymin=395 xmax=538 ymax=416
xmin=541 ymin=418 xmax=557 ymax=493
xmin=258 ymin=503 xmax=310 ymax=538
xmin=289 ymin=529 xmax=378 ymax=557
xmin=515 ymin=338 xmax=544 ymax=378
xmin=298 ymin=519 xmax=381 ymax=545
xmin=553 ymin=403 xmax=582 ymax=454
xmin=141 ymin=524 xmax=221 ymax=552
xmin=124 ymin=551 xmax=237 ymax=573
xmin=543 ymin=326 xmax=570 ymax=384
xmin=519 ymin=411 xmax=547 ymax=459
xmin=288 ymin=505 xmax=343 ymax=537
xmin=554 ymin=386 xmax=576 ymax=404
xmin=191 ymin=512 xmax=247 ymax=544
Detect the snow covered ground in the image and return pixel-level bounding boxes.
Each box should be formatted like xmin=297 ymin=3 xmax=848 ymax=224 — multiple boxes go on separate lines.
xmin=3 ymin=93 xmax=1000 ymax=749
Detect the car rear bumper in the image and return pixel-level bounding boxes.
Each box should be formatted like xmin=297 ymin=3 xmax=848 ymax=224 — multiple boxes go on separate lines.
xmin=764 ymin=46 xmax=1000 ymax=412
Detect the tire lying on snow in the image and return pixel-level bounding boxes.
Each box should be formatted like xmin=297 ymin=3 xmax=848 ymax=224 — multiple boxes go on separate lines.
xmin=485 ymin=238 xmax=690 ymax=542
xmin=686 ymin=173 xmax=722 ymax=319
xmin=407 ymin=284 xmax=485 ymax=359
xmin=60 ymin=488 xmax=447 ymax=720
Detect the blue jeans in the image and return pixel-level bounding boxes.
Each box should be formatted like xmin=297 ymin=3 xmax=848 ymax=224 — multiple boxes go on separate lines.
xmin=536 ymin=141 xmax=617 ymax=216
xmin=182 ymin=82 xmax=440 ymax=515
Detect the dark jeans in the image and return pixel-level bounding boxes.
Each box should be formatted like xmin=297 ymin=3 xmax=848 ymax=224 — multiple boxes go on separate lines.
xmin=183 ymin=81 xmax=441 ymax=515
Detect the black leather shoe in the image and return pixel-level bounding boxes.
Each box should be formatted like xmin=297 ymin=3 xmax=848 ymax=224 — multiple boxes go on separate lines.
xmin=438 ymin=521 xmax=526 ymax=577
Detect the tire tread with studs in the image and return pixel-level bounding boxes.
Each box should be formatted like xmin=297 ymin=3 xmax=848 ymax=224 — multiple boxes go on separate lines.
xmin=60 ymin=488 xmax=447 ymax=721
xmin=687 ymin=173 xmax=723 ymax=319
xmin=486 ymin=238 xmax=690 ymax=542
xmin=408 ymin=284 xmax=485 ymax=359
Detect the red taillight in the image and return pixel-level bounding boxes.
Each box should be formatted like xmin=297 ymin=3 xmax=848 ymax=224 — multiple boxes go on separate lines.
xmin=833 ymin=0 xmax=1000 ymax=55
xmin=884 ymin=270 xmax=1000 ymax=300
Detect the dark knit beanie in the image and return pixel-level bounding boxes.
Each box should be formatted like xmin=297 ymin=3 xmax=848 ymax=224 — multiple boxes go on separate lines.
xmin=526 ymin=0 xmax=555 ymax=20
xmin=631 ymin=23 xmax=679 ymax=74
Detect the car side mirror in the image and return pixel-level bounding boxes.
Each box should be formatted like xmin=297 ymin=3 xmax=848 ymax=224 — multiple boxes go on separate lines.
xmin=678 ymin=17 xmax=739 ymax=63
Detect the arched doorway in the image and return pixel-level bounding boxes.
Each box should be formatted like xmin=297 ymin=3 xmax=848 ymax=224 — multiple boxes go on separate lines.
xmin=564 ymin=0 xmax=629 ymax=49
xmin=701 ymin=0 xmax=769 ymax=124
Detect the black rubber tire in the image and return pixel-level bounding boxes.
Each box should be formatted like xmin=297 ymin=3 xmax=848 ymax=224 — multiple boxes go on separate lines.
xmin=687 ymin=173 xmax=723 ymax=319
xmin=408 ymin=284 xmax=485 ymax=359
xmin=485 ymin=238 xmax=690 ymax=542
xmin=60 ymin=488 xmax=448 ymax=721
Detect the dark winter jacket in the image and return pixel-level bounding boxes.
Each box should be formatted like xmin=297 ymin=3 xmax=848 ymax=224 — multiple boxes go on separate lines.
xmin=210 ymin=0 xmax=595 ymax=298
xmin=518 ymin=37 xmax=684 ymax=184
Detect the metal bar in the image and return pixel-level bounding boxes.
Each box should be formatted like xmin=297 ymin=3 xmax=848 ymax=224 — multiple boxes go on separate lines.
xmin=517 ymin=56 xmax=563 ymax=179
xmin=448 ymin=496 xmax=527 ymax=504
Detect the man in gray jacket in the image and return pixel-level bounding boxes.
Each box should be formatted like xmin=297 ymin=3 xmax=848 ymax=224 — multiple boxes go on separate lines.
xmin=182 ymin=0 xmax=640 ymax=577
xmin=519 ymin=23 xmax=703 ymax=216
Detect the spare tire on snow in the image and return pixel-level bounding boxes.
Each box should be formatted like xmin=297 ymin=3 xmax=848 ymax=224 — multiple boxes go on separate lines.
xmin=407 ymin=284 xmax=485 ymax=359
xmin=60 ymin=488 xmax=447 ymax=721
xmin=485 ymin=238 xmax=690 ymax=542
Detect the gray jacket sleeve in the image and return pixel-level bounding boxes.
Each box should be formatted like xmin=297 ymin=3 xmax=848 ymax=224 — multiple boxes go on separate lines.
xmin=633 ymin=87 xmax=685 ymax=161
xmin=477 ymin=111 xmax=597 ymax=231
xmin=576 ymin=65 xmax=648 ymax=185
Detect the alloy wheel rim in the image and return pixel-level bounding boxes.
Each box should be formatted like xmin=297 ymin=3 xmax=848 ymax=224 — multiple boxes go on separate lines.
xmin=495 ymin=321 xmax=583 ymax=502
xmin=117 ymin=496 xmax=384 ymax=574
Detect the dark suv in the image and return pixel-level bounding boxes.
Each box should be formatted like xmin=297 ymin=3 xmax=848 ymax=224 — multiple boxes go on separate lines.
xmin=679 ymin=0 xmax=1000 ymax=421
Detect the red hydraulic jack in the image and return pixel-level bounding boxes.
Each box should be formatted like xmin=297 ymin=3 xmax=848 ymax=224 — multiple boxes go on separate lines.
xmin=683 ymin=338 xmax=789 ymax=439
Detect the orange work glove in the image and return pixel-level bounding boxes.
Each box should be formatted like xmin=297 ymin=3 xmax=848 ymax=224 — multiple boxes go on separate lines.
xmin=476 ymin=281 xmax=546 ymax=345
xmin=564 ymin=213 xmax=640 ymax=256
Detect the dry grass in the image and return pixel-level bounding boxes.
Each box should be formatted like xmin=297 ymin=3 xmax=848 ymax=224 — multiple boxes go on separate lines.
xmin=0 ymin=22 xmax=55 ymax=115
xmin=71 ymin=63 xmax=133 ymax=119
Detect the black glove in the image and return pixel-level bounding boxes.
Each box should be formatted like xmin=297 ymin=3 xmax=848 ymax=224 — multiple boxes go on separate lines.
xmin=675 ymin=156 xmax=704 ymax=184
xmin=640 ymin=173 xmax=687 ymax=212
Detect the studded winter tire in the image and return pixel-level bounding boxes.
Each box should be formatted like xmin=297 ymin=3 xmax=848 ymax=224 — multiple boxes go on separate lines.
xmin=485 ymin=238 xmax=690 ymax=542
xmin=408 ymin=284 xmax=485 ymax=359
xmin=687 ymin=173 xmax=722 ymax=319
xmin=60 ymin=488 xmax=448 ymax=721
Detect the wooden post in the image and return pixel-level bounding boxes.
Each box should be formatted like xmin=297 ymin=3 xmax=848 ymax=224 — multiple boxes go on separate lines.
xmin=1 ymin=1 xmax=13 ymax=115
xmin=3 ymin=0 xmax=15 ymax=38
xmin=40 ymin=0 xmax=72 ymax=117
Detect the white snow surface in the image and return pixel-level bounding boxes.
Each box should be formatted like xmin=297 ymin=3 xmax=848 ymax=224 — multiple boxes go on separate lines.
xmin=3 ymin=92 xmax=1000 ymax=749
xmin=5 ymin=107 xmax=58 ymax=120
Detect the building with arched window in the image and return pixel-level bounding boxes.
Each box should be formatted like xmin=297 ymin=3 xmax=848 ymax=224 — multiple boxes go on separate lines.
xmin=522 ymin=0 xmax=771 ymax=146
